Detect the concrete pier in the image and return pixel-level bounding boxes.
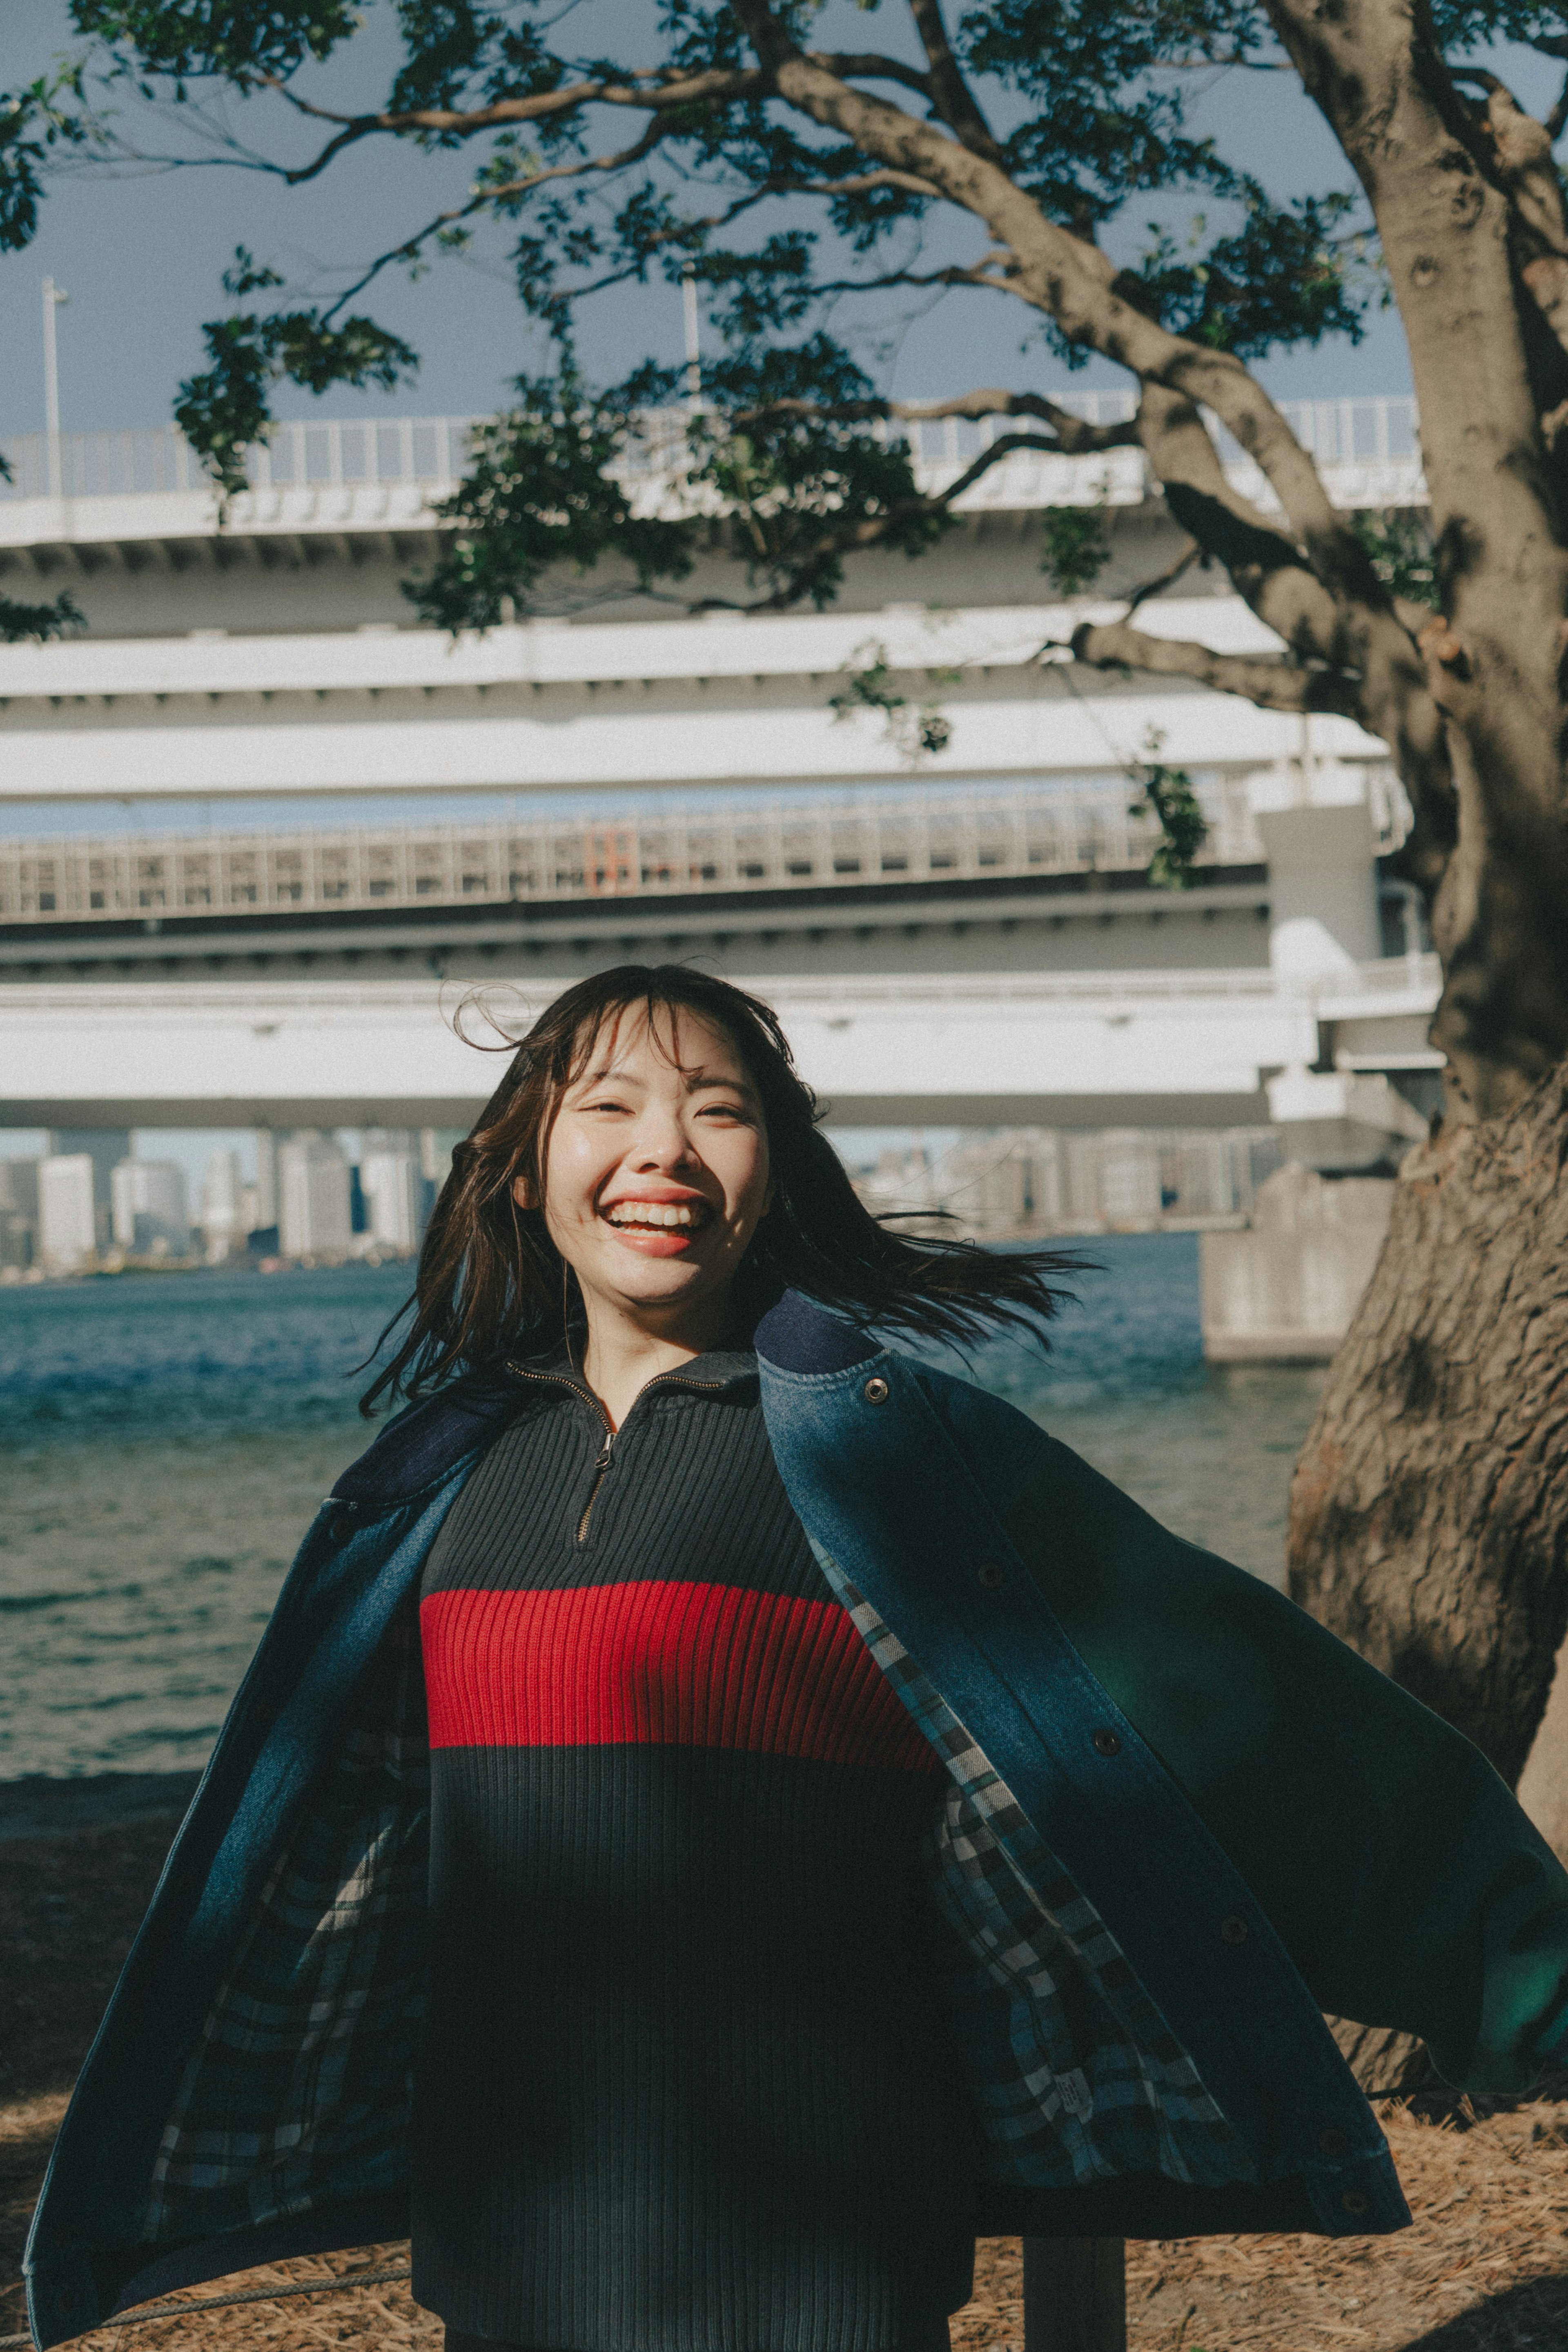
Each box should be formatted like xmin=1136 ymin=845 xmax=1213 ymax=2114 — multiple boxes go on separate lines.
xmin=1199 ymin=1164 xmax=1393 ymax=1362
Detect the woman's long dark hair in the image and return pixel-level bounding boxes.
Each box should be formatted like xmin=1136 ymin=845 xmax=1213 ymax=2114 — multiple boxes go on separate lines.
xmin=360 ymin=964 xmax=1081 ymax=1413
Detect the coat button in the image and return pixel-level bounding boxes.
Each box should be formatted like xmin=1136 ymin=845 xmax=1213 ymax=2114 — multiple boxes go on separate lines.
xmin=863 ymin=1376 xmax=890 ymax=1405
xmin=330 ymin=1510 xmax=357 ymax=1542
xmin=1219 ymin=1914 xmax=1249 ymax=1944
xmin=977 ymin=1561 xmax=1004 ymax=1591
xmin=1092 ymin=1728 xmax=1122 ymax=1757
xmin=1340 ymin=2189 xmax=1370 ymax=2216
xmin=1319 ymin=2127 xmax=1348 ymax=2158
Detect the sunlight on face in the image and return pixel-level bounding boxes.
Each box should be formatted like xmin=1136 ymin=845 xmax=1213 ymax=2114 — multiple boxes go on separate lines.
xmin=521 ymin=1003 xmax=773 ymax=1340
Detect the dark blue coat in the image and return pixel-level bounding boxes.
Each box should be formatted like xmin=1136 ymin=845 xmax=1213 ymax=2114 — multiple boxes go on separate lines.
xmin=25 ymin=1295 xmax=1568 ymax=2349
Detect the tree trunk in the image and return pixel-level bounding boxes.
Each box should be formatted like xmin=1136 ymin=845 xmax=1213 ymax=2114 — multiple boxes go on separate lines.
xmin=1288 ymin=1060 xmax=1568 ymax=1803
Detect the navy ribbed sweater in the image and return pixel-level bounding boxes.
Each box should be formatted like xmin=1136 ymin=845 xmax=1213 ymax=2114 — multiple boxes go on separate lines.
xmin=409 ymin=1344 xmax=977 ymax=2352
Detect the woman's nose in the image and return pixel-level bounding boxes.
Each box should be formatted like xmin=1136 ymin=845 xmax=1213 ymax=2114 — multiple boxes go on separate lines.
xmin=630 ymin=1116 xmax=695 ymax=1169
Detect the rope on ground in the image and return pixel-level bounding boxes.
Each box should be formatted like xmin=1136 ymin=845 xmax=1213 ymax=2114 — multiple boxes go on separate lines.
xmin=0 ymin=2262 xmax=414 ymax=2345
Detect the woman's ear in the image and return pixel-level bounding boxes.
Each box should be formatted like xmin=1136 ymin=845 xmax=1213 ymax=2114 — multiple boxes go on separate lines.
xmin=511 ymin=1169 xmax=536 ymax=1211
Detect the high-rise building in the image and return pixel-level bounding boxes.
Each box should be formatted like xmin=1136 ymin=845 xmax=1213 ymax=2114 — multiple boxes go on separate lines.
xmin=46 ymin=1128 xmax=131 ymax=1249
xmin=360 ymin=1132 xmax=423 ymax=1253
xmin=38 ymin=1154 xmax=98 ymax=1274
xmin=419 ymin=1127 xmax=463 ymax=1226
xmin=1098 ymin=1131 xmax=1164 ymax=1224
xmin=199 ymin=1150 xmax=245 ymax=1261
xmin=252 ymin=1130 xmax=279 ymax=1233
xmin=0 ymin=1158 xmax=40 ymax=1271
xmin=109 ymin=1158 xmax=192 ymax=1256
xmin=278 ymin=1131 xmax=353 ymax=1260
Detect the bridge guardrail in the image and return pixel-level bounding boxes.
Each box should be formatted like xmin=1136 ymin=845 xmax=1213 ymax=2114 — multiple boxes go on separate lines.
xmin=0 ymin=395 xmax=1423 ymax=513
xmin=0 ymin=783 xmax=1265 ymax=929
xmin=0 ymin=957 xmax=1443 ymax=1014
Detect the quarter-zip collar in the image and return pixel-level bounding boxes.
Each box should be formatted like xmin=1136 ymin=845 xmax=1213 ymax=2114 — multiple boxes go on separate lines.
xmin=503 ymin=1339 xmax=759 ymax=1409
xmin=503 ymin=1342 xmax=758 ymax=1545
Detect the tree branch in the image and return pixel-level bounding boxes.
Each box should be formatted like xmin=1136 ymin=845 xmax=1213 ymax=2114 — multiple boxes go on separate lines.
xmin=1124 ymin=535 xmax=1203 ymax=611
xmin=318 ymin=122 xmax=675 ymax=319
xmin=1548 ymin=67 xmax=1568 ymax=143
xmin=805 ymin=259 xmax=1015 ymax=298
xmin=685 ymin=427 xmax=1106 ymax=615
xmin=1069 ymin=617 xmax=1360 ymax=713
xmin=904 ymin=0 xmax=1007 ymax=162
xmin=806 ymin=52 xmax=934 ymax=101
xmin=263 ymin=64 xmax=771 ymax=185
xmin=774 ymin=164 xmax=942 ymax=199
xmin=731 ymin=387 xmax=1141 ymax=453
xmin=726 ymin=0 xmax=1379 ymax=612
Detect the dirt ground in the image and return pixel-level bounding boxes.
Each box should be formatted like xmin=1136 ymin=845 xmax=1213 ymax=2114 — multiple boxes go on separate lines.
xmin=4 ymin=1780 xmax=1568 ymax=2352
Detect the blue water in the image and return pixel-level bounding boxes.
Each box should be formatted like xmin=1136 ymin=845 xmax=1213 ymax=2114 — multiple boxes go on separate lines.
xmin=0 ymin=1239 xmax=1324 ymax=1778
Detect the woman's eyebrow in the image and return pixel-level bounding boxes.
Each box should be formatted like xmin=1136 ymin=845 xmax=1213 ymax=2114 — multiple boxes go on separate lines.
xmin=683 ymin=1069 xmax=755 ymax=1096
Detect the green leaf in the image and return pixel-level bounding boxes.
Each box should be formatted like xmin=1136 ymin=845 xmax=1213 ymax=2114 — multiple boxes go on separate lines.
xmin=1042 ymin=506 xmax=1112 ymax=597
xmin=1353 ymin=506 xmax=1439 ymax=611
xmin=175 ymin=304 xmax=419 ymax=495
xmin=404 ymin=368 xmax=699 ymax=630
xmin=1131 ymin=729 xmax=1209 ymax=888
xmin=69 ymin=0 xmax=363 ymax=87
xmin=829 ymin=640 xmax=958 ymax=765
xmin=0 ymin=589 xmax=86 ymax=644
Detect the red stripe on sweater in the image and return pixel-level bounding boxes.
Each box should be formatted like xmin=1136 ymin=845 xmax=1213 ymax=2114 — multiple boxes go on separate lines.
xmin=420 ymin=1581 xmax=940 ymax=1771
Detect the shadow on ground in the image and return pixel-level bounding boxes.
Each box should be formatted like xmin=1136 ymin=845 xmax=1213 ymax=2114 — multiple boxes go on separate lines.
xmin=1396 ymin=2274 xmax=1568 ymax=2347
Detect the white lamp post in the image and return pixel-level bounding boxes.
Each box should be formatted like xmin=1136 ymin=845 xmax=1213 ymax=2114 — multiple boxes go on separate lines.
xmin=42 ymin=276 xmax=69 ymax=498
xmin=682 ymin=263 xmax=701 ymax=409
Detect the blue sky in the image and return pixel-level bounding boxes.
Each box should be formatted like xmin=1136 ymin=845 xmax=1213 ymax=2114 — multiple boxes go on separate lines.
xmin=0 ymin=0 xmax=1484 ymax=441
xmin=2 ymin=2 xmax=1559 ymax=1197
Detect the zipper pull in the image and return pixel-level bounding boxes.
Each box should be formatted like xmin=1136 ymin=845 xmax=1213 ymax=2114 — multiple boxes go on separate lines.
xmin=592 ymin=1433 xmax=615 ymax=1471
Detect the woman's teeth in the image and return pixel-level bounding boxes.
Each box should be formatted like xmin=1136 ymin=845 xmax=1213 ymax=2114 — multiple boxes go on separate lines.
xmin=605 ymin=1202 xmax=701 ymax=1228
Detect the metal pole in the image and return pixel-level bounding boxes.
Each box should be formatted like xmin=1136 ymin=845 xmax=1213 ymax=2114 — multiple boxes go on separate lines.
xmin=1022 ymin=2238 xmax=1127 ymax=2352
xmin=682 ymin=263 xmax=701 ymax=408
xmin=42 ymin=276 xmax=69 ymax=498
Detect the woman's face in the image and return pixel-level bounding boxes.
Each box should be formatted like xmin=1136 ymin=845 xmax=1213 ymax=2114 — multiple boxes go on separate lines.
xmin=523 ymin=1003 xmax=773 ymax=1336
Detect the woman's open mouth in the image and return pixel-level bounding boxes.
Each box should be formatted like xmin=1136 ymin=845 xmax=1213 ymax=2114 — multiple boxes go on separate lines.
xmin=600 ymin=1198 xmax=713 ymax=1247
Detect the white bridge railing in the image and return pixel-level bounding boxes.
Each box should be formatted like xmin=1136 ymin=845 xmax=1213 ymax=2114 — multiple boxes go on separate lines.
xmin=0 ymin=396 xmax=1422 ymax=508
xmin=0 ymin=780 xmax=1263 ymax=928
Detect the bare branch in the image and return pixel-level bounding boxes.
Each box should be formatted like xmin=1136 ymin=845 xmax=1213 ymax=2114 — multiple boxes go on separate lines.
xmin=1548 ymin=68 xmax=1568 ymax=143
xmin=777 ymin=164 xmax=942 ymax=199
xmin=934 ymin=430 xmax=1087 ymax=501
xmin=318 ymin=120 xmax=674 ymax=319
xmin=731 ymin=388 xmax=1141 ymax=453
xmin=1124 ymin=535 xmax=1203 ymax=611
xmin=1135 ymin=385 xmax=1345 ymax=650
xmin=904 ymin=0 xmax=1007 ymax=163
xmin=805 ymin=259 xmax=1014 ymax=298
xmin=1069 ymin=617 xmax=1360 ymax=714
xmin=806 ymin=51 xmax=933 ymax=101
xmin=261 ymin=63 xmax=771 ymax=185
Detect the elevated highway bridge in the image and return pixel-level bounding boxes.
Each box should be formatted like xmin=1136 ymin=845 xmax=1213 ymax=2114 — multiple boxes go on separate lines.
xmin=0 ymin=395 xmax=1437 ymax=1139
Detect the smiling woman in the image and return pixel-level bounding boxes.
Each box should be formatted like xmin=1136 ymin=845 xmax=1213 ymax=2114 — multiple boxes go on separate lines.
xmin=512 ymin=995 xmax=777 ymax=1430
xmin=359 ymin=962 xmax=1078 ymax=1422
xmin=352 ymin=965 xmax=1080 ymax=2352
xmin=30 ymin=974 xmax=1568 ymax=2352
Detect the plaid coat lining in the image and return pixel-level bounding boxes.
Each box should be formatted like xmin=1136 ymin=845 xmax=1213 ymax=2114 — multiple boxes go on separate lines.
xmin=825 ymin=1562 xmax=1250 ymax=2195
xmin=140 ymin=1556 xmax=1252 ymax=2247
xmin=143 ymin=1610 xmax=432 ymax=2240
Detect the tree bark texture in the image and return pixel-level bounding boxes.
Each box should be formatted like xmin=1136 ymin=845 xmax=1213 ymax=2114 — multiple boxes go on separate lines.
xmin=1290 ymin=1062 xmax=1568 ymax=1792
